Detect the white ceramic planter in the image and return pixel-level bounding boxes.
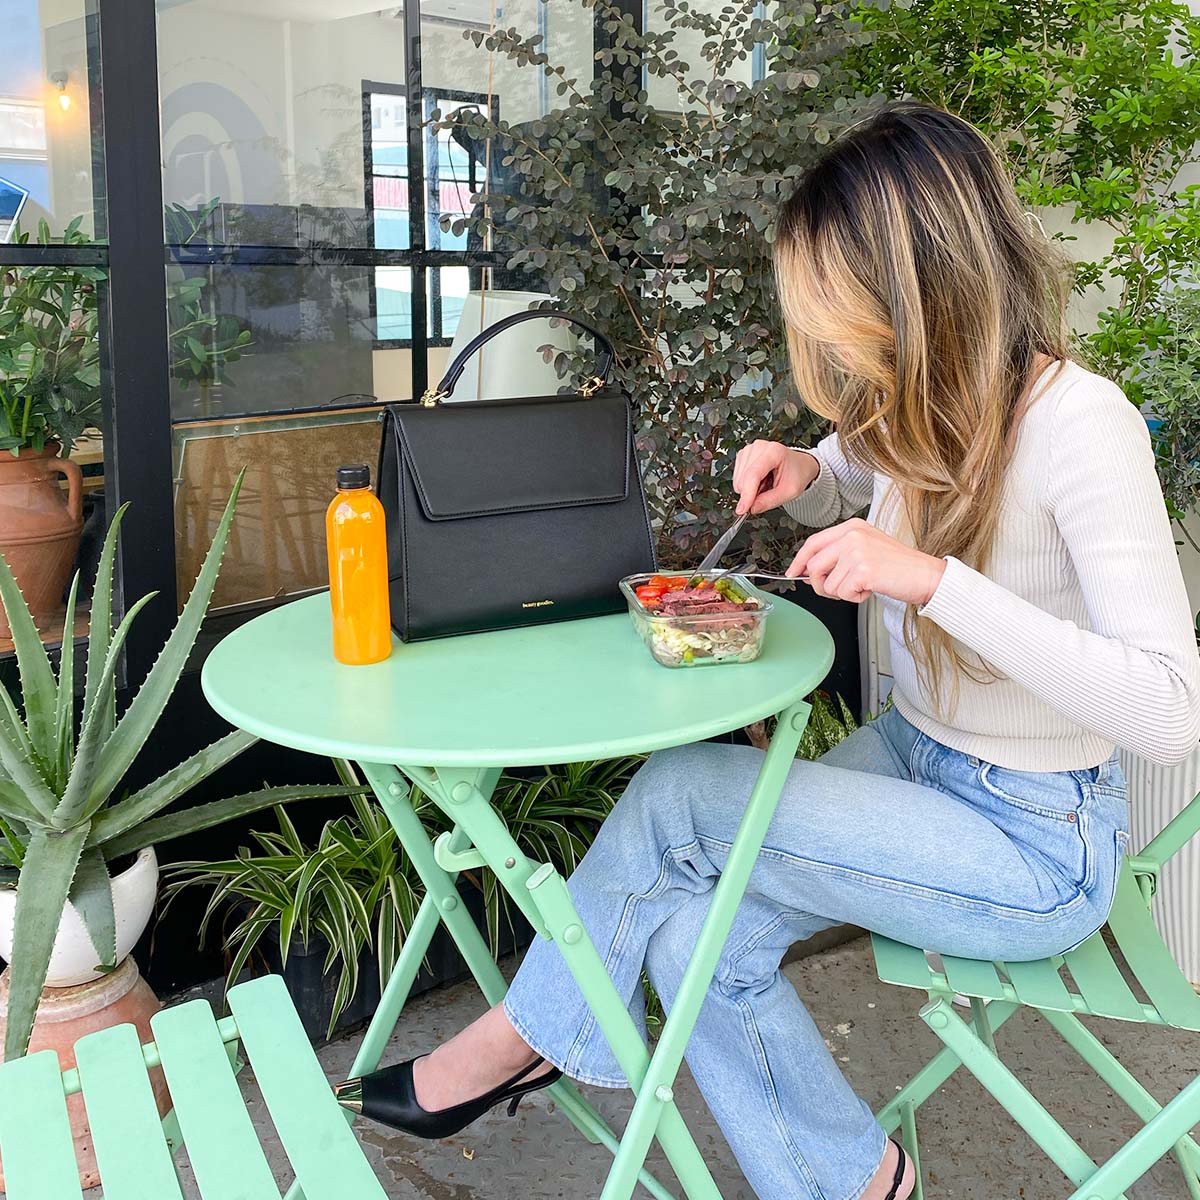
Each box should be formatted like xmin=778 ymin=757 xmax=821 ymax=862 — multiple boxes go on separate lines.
xmin=1122 ymin=745 xmax=1200 ymax=985
xmin=0 ymin=846 xmax=158 ymax=987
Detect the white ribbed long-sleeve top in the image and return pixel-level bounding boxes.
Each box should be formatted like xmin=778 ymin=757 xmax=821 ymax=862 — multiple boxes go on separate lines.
xmin=784 ymin=361 xmax=1200 ymax=770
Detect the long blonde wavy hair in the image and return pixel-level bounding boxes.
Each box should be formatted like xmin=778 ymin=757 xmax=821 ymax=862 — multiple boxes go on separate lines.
xmin=775 ymin=103 xmax=1071 ymax=703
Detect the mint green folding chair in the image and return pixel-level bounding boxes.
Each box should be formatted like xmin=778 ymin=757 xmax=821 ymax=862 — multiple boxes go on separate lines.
xmin=0 ymin=974 xmax=387 ymax=1200
xmin=872 ymin=790 xmax=1200 ymax=1200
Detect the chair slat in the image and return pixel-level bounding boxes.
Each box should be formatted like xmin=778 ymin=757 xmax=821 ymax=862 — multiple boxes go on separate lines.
xmin=227 ymin=976 xmax=386 ymax=1200
xmin=1106 ymin=870 xmax=1200 ymax=1030
xmin=0 ymin=1050 xmax=83 ymax=1200
xmin=150 ymin=999 xmax=280 ymax=1200
xmin=1063 ymin=932 xmax=1145 ymax=1022
xmin=871 ymin=935 xmax=934 ymax=989
xmin=1002 ymin=958 xmax=1075 ymax=1012
xmin=74 ymin=1023 xmax=184 ymax=1200
xmin=941 ymin=956 xmax=1007 ymax=1000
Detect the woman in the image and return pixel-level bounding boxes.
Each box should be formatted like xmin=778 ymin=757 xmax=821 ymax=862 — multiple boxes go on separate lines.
xmin=337 ymin=104 xmax=1200 ymax=1200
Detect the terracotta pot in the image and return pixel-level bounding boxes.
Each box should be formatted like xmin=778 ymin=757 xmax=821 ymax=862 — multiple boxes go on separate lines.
xmin=0 ymin=956 xmax=168 ymax=1189
xmin=0 ymin=442 xmax=84 ymax=639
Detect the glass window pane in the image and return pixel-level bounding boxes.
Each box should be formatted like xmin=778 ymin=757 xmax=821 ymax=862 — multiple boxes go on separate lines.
xmin=174 ymin=409 xmax=382 ymax=610
xmin=368 ymin=88 xmax=408 ymax=250
xmin=0 ymin=0 xmax=105 ymax=241
xmin=0 ymin=263 xmax=109 ymax=652
xmin=375 ymin=265 xmax=413 ymax=343
xmin=421 ymin=0 xmax=596 ymax=263
xmin=425 ymin=94 xmax=494 ymax=250
xmin=167 ymin=261 xmax=379 ymax=422
xmin=157 ymin=5 xmax=410 ymax=249
xmin=428 ymin=264 xmax=469 ymax=345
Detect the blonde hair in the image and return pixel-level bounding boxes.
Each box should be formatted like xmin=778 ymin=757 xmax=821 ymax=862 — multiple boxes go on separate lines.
xmin=775 ymin=103 xmax=1071 ymax=705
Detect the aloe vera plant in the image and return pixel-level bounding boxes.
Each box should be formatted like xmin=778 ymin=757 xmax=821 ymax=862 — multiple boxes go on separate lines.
xmin=0 ymin=476 xmax=361 ymax=1061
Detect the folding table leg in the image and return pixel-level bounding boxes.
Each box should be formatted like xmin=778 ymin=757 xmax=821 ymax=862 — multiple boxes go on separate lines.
xmin=346 ymin=892 xmax=444 ymax=1078
xmin=359 ymin=761 xmax=680 ymax=1200
xmin=524 ymin=701 xmax=812 ymax=1200
xmin=604 ymin=702 xmax=811 ymax=1200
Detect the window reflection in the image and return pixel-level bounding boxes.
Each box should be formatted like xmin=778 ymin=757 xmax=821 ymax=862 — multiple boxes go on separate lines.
xmin=167 ymin=262 xmax=375 ymax=422
xmin=156 ymin=0 xmax=598 ymax=612
xmin=366 ymin=87 xmax=408 ymax=251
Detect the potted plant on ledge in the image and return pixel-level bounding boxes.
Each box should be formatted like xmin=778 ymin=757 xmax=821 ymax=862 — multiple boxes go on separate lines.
xmin=0 ymin=218 xmax=103 ymax=641
xmin=0 ymin=476 xmax=361 ymax=1187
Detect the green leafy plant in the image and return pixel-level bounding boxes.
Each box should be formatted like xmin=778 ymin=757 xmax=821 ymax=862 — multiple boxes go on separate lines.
xmin=796 ymin=690 xmax=860 ymax=761
xmin=439 ymin=0 xmax=886 ymax=569
xmin=0 ymin=476 xmax=361 ymax=1061
xmin=165 ymin=199 xmax=253 ymax=404
xmin=0 ymin=218 xmax=103 ymax=455
xmin=447 ymin=0 xmax=1200 ymax=549
xmin=844 ymin=0 xmax=1200 ymax=410
xmin=165 ymin=756 xmax=645 ymax=1036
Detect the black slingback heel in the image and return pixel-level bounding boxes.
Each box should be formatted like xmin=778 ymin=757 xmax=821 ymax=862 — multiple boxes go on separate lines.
xmin=885 ymin=1139 xmax=911 ymax=1200
xmin=334 ymin=1055 xmax=562 ymax=1138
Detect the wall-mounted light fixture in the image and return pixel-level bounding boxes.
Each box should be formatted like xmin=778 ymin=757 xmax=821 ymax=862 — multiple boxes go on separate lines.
xmin=50 ymin=71 xmax=71 ymax=112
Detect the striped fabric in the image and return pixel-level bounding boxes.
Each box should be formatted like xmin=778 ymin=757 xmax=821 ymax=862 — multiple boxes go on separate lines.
xmin=785 ymin=360 xmax=1200 ymax=771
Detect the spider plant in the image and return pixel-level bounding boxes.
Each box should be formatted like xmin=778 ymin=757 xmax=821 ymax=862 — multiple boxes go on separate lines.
xmin=165 ymin=756 xmax=645 ymax=1035
xmin=0 ymin=475 xmax=362 ymax=1061
xmin=163 ymin=764 xmax=426 ymax=1038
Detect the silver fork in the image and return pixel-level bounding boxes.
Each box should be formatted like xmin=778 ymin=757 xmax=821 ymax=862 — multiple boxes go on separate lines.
xmin=697 ymin=563 xmax=808 ymax=587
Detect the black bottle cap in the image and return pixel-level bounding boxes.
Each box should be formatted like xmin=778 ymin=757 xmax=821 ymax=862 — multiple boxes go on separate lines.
xmin=336 ymin=463 xmax=371 ymax=490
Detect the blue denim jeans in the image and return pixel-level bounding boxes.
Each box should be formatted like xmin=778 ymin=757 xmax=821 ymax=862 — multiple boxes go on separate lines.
xmin=503 ymin=706 xmax=1129 ymax=1200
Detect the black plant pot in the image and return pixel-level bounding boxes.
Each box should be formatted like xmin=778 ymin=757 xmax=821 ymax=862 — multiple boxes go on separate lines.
xmin=259 ymin=877 xmax=536 ymax=1043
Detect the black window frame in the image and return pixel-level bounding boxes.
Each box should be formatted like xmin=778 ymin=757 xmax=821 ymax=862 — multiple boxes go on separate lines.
xmin=362 ymin=80 xmax=500 ymax=351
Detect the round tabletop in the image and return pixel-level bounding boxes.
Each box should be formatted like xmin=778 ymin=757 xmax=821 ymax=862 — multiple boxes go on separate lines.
xmin=201 ymin=593 xmax=835 ymax=768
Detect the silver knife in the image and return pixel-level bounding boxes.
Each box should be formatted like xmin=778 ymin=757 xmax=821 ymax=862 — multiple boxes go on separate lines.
xmin=696 ymin=511 xmax=749 ymax=573
xmin=695 ymin=469 xmax=778 ymax=574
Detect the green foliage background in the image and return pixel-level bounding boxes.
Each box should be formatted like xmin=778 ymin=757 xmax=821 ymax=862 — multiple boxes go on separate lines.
xmin=445 ymin=0 xmax=1200 ymax=560
xmin=846 ymin=0 xmax=1200 ymax=517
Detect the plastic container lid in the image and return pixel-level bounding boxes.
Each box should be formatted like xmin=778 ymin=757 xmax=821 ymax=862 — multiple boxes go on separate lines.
xmin=336 ymin=463 xmax=371 ymax=489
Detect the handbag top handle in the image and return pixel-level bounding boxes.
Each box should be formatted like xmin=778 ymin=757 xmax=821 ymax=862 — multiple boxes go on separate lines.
xmin=422 ymin=309 xmax=616 ymax=406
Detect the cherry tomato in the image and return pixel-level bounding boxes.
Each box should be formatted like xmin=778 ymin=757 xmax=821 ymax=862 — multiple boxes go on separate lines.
xmin=666 ymin=576 xmax=689 ymax=590
xmin=648 ymin=575 xmax=675 ymax=589
xmin=636 ymin=585 xmax=665 ymax=604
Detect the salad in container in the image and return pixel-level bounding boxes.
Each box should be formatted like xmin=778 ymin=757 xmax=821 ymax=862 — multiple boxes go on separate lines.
xmin=620 ymin=572 xmax=773 ymax=668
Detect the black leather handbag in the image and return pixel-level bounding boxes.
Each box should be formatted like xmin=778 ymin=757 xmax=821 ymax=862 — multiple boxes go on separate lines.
xmin=377 ymin=310 xmax=657 ymax=641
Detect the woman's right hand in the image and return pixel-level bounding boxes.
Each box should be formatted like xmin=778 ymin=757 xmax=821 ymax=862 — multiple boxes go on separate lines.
xmin=733 ymin=441 xmax=821 ymax=515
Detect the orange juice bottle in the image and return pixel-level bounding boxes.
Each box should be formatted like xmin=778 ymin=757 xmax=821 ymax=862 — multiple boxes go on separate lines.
xmin=326 ymin=463 xmax=392 ymax=665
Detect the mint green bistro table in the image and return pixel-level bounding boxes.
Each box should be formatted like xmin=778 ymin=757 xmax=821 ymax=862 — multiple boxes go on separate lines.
xmin=201 ymin=591 xmax=834 ymax=1200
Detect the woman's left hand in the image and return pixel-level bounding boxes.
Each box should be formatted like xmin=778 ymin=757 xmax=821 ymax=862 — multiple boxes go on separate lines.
xmin=787 ymin=518 xmax=947 ymax=606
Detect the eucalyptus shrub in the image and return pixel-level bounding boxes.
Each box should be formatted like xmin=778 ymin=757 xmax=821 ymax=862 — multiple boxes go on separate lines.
xmin=443 ymin=0 xmax=886 ymax=569
xmin=446 ymin=0 xmax=1200 ymax=559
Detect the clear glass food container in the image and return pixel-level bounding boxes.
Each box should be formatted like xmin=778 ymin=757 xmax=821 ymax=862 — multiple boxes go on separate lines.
xmin=620 ymin=572 xmax=774 ymax=668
